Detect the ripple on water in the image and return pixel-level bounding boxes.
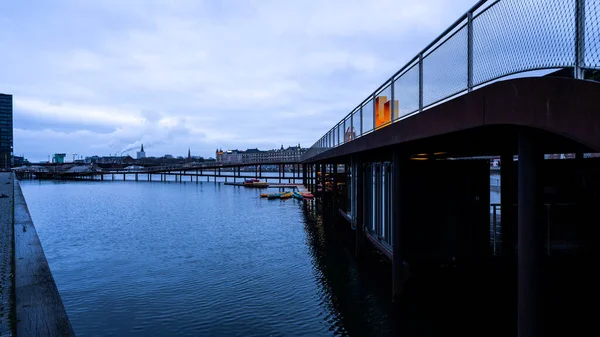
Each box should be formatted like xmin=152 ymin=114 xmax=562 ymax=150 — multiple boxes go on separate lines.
xmin=21 ymin=181 xmax=394 ymax=337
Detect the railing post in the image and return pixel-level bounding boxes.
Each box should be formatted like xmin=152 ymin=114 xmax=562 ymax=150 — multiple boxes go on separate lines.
xmin=418 ymin=53 xmax=424 ymax=112
xmin=467 ymin=10 xmax=474 ymax=91
xmin=575 ymin=0 xmax=586 ymax=79
xmin=359 ymin=106 xmax=363 ymax=136
xmin=390 ymin=78 xmax=396 ymax=121
xmin=350 ymin=110 xmax=354 ymax=141
xmin=371 ymin=95 xmax=376 ymax=131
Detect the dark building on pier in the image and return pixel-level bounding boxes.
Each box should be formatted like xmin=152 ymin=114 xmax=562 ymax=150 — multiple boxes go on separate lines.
xmin=0 ymin=93 xmax=12 ymax=169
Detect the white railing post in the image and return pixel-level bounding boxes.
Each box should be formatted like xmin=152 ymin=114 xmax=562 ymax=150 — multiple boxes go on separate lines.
xmin=467 ymin=10 xmax=474 ymax=91
xmin=418 ymin=53 xmax=424 ymax=112
xmin=575 ymin=0 xmax=586 ymax=79
xmin=372 ymin=95 xmax=376 ymax=131
xmin=390 ymin=79 xmax=396 ymax=121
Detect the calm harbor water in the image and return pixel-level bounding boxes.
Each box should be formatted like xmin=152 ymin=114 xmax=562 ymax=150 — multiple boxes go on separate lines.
xmin=20 ymin=180 xmax=396 ymax=337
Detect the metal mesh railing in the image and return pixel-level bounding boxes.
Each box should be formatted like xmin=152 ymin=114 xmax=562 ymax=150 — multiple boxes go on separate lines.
xmin=423 ymin=24 xmax=469 ymax=106
xmin=473 ymin=0 xmax=576 ymax=85
xmin=302 ymin=0 xmax=600 ymax=162
xmin=586 ymin=0 xmax=600 ymax=68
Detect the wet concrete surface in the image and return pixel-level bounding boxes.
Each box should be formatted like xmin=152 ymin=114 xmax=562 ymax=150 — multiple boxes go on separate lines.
xmin=0 ymin=172 xmax=14 ymax=337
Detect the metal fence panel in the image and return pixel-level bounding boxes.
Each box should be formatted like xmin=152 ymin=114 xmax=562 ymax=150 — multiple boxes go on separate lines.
xmin=473 ymin=0 xmax=576 ymax=85
xmin=585 ymin=0 xmax=600 ymax=68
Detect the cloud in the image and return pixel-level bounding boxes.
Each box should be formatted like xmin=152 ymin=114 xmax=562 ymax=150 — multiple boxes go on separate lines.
xmin=1 ymin=0 xmax=476 ymax=162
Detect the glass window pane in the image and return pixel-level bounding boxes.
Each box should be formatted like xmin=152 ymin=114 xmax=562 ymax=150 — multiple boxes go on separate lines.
xmin=351 ymin=109 xmax=361 ymax=138
xmin=363 ymin=98 xmax=374 ymax=134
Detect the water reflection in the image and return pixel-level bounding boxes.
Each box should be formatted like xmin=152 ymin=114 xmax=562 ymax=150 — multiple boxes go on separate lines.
xmin=300 ymin=202 xmax=396 ymax=337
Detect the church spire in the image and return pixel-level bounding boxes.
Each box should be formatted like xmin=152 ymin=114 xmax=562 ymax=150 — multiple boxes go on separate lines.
xmin=141 ymin=144 xmax=144 ymax=152
xmin=188 ymin=148 xmax=191 ymax=159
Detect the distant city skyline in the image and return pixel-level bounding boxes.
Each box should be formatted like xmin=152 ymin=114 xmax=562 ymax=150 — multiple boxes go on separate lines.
xmin=1 ymin=0 xmax=476 ymax=162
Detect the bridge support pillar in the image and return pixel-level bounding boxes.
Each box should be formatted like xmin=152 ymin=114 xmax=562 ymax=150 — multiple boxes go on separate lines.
xmin=392 ymin=150 xmax=407 ymax=302
xmin=501 ymin=152 xmax=517 ymax=259
xmin=517 ymin=131 xmax=545 ymax=337
xmin=101 ymin=174 xmax=104 ymax=181
xmin=332 ymin=164 xmax=338 ymax=216
xmin=279 ymin=165 xmax=282 ymax=184
xmin=302 ymin=164 xmax=306 ymax=187
xmin=314 ymin=164 xmax=317 ymax=194
xmin=355 ymin=159 xmax=364 ymax=258
xmin=320 ymin=163 xmax=326 ymax=203
xmin=123 ymin=173 xmax=126 ymax=181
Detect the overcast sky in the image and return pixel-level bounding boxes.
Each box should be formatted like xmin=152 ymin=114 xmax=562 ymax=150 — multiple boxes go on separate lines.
xmin=1 ymin=0 xmax=476 ymax=162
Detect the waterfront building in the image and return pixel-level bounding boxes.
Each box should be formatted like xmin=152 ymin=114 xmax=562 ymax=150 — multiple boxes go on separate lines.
xmin=52 ymin=153 xmax=66 ymax=164
xmin=216 ymin=144 xmax=306 ymax=164
xmin=0 ymin=93 xmax=12 ymax=169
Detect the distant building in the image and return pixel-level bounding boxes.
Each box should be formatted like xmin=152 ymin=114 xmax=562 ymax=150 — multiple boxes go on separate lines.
xmin=137 ymin=144 xmax=146 ymax=159
xmin=12 ymin=155 xmax=28 ymax=167
xmin=84 ymin=155 xmax=134 ymax=165
xmin=53 ymin=153 xmax=66 ymax=164
xmin=0 ymin=93 xmax=12 ymax=169
xmin=216 ymin=144 xmax=306 ymax=164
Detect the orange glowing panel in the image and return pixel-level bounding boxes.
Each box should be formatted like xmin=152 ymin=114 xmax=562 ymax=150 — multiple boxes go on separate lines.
xmin=376 ymin=96 xmax=395 ymax=129
xmin=375 ymin=96 xmax=386 ymax=127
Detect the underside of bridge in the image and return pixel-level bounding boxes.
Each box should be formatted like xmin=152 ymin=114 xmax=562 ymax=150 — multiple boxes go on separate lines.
xmin=303 ymin=77 xmax=600 ymax=336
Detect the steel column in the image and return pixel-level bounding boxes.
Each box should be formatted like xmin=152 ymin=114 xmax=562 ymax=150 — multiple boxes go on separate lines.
xmin=517 ymin=132 xmax=545 ymax=337
xmin=355 ymin=159 xmax=364 ymax=258
xmin=501 ymin=152 xmax=516 ymax=258
xmin=392 ymin=151 xmax=405 ymax=301
xmin=575 ymin=0 xmax=586 ymax=79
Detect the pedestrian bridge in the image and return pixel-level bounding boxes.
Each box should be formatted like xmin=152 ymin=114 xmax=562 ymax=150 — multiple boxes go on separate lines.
xmin=302 ymin=0 xmax=600 ymax=162
xmin=299 ymin=1 xmax=600 ymax=336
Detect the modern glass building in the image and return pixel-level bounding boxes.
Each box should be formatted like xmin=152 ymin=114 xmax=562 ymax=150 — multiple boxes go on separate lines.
xmin=0 ymin=93 xmax=13 ymax=169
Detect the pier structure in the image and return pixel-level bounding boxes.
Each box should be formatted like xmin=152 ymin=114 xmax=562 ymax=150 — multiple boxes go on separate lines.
xmin=15 ymin=161 xmax=306 ymax=184
xmin=300 ymin=1 xmax=600 ymax=336
xmin=0 ymin=172 xmax=75 ymax=336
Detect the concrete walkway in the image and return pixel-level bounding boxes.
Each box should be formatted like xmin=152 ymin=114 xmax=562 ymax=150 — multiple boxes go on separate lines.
xmin=0 ymin=172 xmax=14 ymax=337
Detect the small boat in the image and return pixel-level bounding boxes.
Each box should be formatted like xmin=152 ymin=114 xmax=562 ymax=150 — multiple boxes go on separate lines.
xmin=292 ymin=191 xmax=303 ymax=200
xmin=260 ymin=193 xmax=268 ymax=198
xmin=280 ymin=192 xmax=293 ymax=199
xmin=243 ymin=180 xmax=269 ymax=188
xmin=267 ymin=193 xmax=282 ymax=199
xmin=301 ymin=192 xmax=314 ymax=199
xmin=252 ymin=182 xmax=269 ymax=188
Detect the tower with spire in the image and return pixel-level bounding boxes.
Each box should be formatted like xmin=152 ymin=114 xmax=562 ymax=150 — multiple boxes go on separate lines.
xmin=137 ymin=144 xmax=146 ymax=159
xmin=187 ymin=148 xmax=191 ymax=161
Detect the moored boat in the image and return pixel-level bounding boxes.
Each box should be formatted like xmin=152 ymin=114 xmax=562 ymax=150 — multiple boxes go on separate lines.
xmin=292 ymin=191 xmax=303 ymax=199
xmin=280 ymin=192 xmax=293 ymax=199
xmin=300 ymin=192 xmax=314 ymax=199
